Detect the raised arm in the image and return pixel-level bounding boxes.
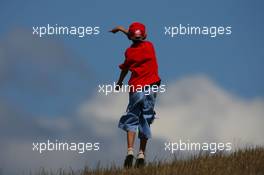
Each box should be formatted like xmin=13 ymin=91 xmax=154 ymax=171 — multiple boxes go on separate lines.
xmin=109 ymin=26 xmax=129 ymax=37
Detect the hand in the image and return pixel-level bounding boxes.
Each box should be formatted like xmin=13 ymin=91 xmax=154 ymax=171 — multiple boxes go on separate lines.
xmin=115 ymin=81 xmax=123 ymax=91
xmin=109 ymin=26 xmax=126 ymax=34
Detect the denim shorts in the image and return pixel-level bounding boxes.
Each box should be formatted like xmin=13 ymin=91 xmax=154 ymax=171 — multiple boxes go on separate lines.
xmin=118 ymin=87 xmax=157 ymax=139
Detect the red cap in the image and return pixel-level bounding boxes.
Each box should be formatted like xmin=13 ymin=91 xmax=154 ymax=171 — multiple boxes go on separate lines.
xmin=128 ymin=22 xmax=146 ymax=39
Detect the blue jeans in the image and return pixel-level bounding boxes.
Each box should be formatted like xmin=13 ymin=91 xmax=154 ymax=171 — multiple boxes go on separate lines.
xmin=118 ymin=88 xmax=157 ymax=139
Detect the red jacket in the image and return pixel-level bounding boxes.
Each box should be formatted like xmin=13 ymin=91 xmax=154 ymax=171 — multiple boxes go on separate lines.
xmin=119 ymin=41 xmax=161 ymax=87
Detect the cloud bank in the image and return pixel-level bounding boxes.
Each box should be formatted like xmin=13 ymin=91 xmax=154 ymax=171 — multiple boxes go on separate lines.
xmin=81 ymin=75 xmax=264 ymax=146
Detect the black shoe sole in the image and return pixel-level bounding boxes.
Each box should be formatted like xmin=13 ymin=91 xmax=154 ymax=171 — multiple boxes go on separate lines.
xmin=135 ymin=158 xmax=145 ymax=168
xmin=124 ymin=155 xmax=134 ymax=168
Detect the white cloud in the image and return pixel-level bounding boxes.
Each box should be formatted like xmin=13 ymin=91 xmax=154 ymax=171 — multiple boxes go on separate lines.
xmin=80 ymin=75 xmax=264 ymax=146
xmin=2 ymin=75 xmax=263 ymax=174
xmin=154 ymin=75 xmax=264 ymax=146
xmin=78 ymin=90 xmax=133 ymax=137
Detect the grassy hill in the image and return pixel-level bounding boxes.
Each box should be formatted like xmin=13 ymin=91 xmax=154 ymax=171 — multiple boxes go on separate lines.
xmin=37 ymin=147 xmax=264 ymax=175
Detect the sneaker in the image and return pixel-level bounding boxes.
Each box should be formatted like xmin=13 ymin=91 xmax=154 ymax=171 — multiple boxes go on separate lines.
xmin=134 ymin=158 xmax=145 ymax=168
xmin=124 ymin=155 xmax=134 ymax=168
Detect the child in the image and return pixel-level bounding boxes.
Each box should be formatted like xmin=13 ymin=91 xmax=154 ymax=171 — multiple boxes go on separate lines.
xmin=110 ymin=22 xmax=161 ymax=168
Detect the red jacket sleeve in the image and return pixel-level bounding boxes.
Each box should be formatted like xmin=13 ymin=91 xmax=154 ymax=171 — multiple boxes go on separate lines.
xmin=119 ymin=49 xmax=131 ymax=70
xmin=119 ymin=59 xmax=130 ymax=70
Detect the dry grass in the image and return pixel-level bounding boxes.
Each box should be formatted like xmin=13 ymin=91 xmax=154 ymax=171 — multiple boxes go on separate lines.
xmin=36 ymin=147 xmax=264 ymax=175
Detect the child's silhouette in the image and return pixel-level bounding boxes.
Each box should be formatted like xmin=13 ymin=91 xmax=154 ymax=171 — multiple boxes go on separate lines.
xmin=110 ymin=22 xmax=161 ymax=168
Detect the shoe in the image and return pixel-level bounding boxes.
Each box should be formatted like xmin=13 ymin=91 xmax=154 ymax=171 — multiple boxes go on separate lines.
xmin=134 ymin=158 xmax=145 ymax=168
xmin=124 ymin=155 xmax=134 ymax=168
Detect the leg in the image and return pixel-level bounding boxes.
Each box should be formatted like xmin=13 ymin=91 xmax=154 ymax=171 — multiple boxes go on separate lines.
xmin=135 ymin=137 xmax=148 ymax=168
xmin=124 ymin=131 xmax=136 ymax=168
xmin=139 ymin=138 xmax=148 ymax=153
xmin=127 ymin=131 xmax=136 ymax=150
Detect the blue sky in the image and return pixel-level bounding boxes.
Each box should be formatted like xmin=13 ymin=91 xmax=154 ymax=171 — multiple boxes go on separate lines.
xmin=1 ymin=0 xmax=263 ymax=99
